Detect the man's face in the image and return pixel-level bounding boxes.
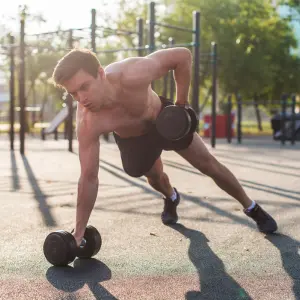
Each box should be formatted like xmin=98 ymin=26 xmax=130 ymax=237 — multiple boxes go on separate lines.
xmin=63 ymin=67 xmax=105 ymax=112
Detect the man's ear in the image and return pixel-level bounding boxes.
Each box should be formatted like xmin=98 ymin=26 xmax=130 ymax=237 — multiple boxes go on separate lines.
xmin=97 ymin=66 xmax=105 ymax=79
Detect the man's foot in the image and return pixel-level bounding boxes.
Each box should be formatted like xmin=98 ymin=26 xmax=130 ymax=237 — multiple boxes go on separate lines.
xmin=161 ymin=188 xmax=180 ymax=225
xmin=244 ymin=203 xmax=277 ymax=233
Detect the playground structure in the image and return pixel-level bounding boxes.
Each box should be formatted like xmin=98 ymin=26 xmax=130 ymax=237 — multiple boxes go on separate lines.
xmin=41 ymin=102 xmax=77 ymax=140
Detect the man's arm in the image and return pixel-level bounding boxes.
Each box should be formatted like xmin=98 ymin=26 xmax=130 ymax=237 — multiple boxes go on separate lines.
xmin=121 ymin=47 xmax=193 ymax=105
xmin=73 ymin=117 xmax=100 ymax=246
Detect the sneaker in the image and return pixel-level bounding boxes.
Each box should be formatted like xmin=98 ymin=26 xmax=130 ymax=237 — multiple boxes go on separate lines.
xmin=244 ymin=203 xmax=277 ymax=233
xmin=161 ymin=188 xmax=180 ymax=225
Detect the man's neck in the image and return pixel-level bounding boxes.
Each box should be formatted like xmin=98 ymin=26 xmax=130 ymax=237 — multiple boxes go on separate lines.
xmin=101 ymin=80 xmax=119 ymax=109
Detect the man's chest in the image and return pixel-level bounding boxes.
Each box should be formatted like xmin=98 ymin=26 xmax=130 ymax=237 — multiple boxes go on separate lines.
xmin=117 ymin=88 xmax=150 ymax=117
xmin=78 ymin=89 xmax=159 ymax=137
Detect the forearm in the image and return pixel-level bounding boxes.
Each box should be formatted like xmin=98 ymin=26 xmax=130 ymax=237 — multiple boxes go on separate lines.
xmin=74 ymin=176 xmax=99 ymax=238
xmin=173 ymin=50 xmax=193 ymax=105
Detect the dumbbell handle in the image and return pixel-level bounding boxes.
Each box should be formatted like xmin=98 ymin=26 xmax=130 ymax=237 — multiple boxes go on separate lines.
xmin=70 ymin=228 xmax=86 ymax=248
xmin=79 ymin=238 xmax=87 ymax=248
xmin=175 ymin=103 xmax=190 ymax=109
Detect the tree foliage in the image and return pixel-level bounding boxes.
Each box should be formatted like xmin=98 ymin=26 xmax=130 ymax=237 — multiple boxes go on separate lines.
xmin=112 ymin=0 xmax=300 ymax=109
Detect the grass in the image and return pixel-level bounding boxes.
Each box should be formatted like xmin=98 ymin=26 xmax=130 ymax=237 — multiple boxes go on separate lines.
xmin=238 ymin=121 xmax=272 ymax=136
xmin=198 ymin=120 xmax=273 ymax=136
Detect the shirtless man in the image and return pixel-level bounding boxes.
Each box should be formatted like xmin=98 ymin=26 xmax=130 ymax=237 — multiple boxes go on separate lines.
xmin=52 ymin=47 xmax=277 ymax=247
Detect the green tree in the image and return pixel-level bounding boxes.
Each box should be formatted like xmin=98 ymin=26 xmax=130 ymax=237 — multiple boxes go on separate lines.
xmin=164 ymin=0 xmax=299 ymax=104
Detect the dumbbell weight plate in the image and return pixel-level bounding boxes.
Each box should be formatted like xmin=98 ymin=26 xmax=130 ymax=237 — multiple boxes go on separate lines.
xmin=156 ymin=106 xmax=191 ymax=141
xmin=43 ymin=230 xmax=77 ymax=266
xmin=76 ymin=225 xmax=102 ymax=259
xmin=186 ymin=107 xmax=199 ymax=134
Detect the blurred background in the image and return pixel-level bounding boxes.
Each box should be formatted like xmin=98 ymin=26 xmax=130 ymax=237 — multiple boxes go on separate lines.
xmin=0 ymin=0 xmax=300 ymax=141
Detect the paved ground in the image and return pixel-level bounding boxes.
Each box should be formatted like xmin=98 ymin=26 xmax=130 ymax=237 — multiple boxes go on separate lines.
xmin=0 ymin=134 xmax=299 ymax=300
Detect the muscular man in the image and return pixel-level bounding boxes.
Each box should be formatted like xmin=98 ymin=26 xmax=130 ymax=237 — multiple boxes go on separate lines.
xmin=52 ymin=48 xmax=277 ymax=246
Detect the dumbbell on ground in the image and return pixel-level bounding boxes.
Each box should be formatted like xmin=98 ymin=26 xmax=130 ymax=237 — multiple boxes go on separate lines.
xmin=43 ymin=225 xmax=102 ymax=266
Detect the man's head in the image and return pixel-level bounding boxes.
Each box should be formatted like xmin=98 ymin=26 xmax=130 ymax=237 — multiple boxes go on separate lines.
xmin=52 ymin=48 xmax=106 ymax=111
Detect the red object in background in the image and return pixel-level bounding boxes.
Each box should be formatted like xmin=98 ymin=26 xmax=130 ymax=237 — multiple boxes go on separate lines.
xmin=203 ymin=114 xmax=235 ymax=138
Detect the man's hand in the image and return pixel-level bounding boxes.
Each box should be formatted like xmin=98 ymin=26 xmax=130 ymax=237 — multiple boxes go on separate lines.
xmin=73 ymin=232 xmax=84 ymax=247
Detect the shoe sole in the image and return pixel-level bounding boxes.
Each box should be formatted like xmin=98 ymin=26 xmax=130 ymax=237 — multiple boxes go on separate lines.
xmin=259 ymin=227 xmax=278 ymax=234
xmin=161 ymin=216 xmax=178 ymax=225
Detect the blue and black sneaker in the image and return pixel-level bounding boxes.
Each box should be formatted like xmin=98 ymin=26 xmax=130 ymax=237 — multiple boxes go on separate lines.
xmin=161 ymin=188 xmax=180 ymax=225
xmin=244 ymin=203 xmax=278 ymax=233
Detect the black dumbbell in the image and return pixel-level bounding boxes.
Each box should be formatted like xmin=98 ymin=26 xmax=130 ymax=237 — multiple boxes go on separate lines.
xmin=43 ymin=225 xmax=102 ymax=266
xmin=156 ymin=105 xmax=199 ymax=141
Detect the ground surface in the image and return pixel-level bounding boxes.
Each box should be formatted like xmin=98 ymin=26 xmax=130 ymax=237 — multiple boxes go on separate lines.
xmin=0 ymin=135 xmax=299 ymax=300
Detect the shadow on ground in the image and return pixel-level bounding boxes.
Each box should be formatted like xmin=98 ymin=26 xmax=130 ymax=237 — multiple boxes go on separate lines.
xmin=21 ymin=155 xmax=57 ymax=227
xmin=46 ymin=258 xmax=118 ymax=299
xmin=169 ymin=223 xmax=252 ymax=300
xmin=10 ymin=151 xmax=20 ymax=191
xmin=265 ymin=233 xmax=300 ymax=300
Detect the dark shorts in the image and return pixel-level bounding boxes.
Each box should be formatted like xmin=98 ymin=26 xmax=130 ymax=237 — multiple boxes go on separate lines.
xmin=113 ymin=96 xmax=194 ymax=177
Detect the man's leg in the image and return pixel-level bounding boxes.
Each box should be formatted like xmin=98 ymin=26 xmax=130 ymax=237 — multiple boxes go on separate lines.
xmin=176 ymin=133 xmax=252 ymax=209
xmin=176 ymin=133 xmax=277 ymax=233
xmin=144 ymin=156 xmax=173 ymax=198
xmin=144 ymin=157 xmax=180 ymax=224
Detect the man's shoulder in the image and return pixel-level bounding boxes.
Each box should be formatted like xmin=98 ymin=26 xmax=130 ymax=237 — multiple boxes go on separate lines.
xmin=76 ymin=108 xmax=102 ymax=143
xmin=77 ymin=106 xmax=117 ymax=142
xmin=105 ymin=57 xmax=146 ymax=81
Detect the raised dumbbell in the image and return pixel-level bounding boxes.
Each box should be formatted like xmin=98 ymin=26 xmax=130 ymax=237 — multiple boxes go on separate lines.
xmin=43 ymin=225 xmax=102 ymax=266
xmin=155 ymin=105 xmax=199 ymax=141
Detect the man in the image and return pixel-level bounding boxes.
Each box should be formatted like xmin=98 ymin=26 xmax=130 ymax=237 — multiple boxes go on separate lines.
xmin=52 ymin=47 xmax=277 ymax=247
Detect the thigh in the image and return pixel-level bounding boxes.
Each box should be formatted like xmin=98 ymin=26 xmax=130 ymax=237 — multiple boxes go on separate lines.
xmin=176 ymin=133 xmax=214 ymax=170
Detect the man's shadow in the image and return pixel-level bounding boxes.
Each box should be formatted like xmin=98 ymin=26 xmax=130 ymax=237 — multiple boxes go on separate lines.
xmin=46 ymin=258 xmax=118 ymax=299
xmin=169 ymin=224 xmax=252 ymax=300
xmin=265 ymin=233 xmax=300 ymax=299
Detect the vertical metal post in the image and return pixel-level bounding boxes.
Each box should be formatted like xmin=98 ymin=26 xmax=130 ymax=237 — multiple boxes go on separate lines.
xmin=192 ymin=11 xmax=200 ymax=121
xmin=280 ymin=93 xmax=287 ymax=146
xmin=54 ymin=129 xmax=58 ymax=140
xmin=91 ymin=9 xmax=96 ymax=53
xmin=169 ymin=37 xmax=175 ymax=102
xmin=67 ymin=30 xmax=74 ymax=152
xmin=211 ymin=42 xmax=217 ymax=148
xmin=227 ymin=95 xmax=232 ymax=144
xmin=19 ymin=13 xmax=26 ymax=155
xmin=148 ymin=2 xmax=155 ymax=54
xmin=237 ymin=94 xmax=242 ymax=144
xmin=148 ymin=2 xmax=155 ymax=90
xmin=64 ymin=115 xmax=68 ymax=139
xmin=291 ymin=94 xmax=296 ymax=145
xmin=137 ymin=17 xmax=144 ymax=57
xmin=91 ymin=8 xmax=110 ymax=142
xmin=9 ymin=34 xmax=15 ymax=151
xmin=163 ymin=73 xmax=168 ymax=98
xmin=253 ymin=94 xmax=262 ymax=131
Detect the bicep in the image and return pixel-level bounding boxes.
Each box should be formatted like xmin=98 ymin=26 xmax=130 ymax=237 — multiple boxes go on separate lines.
xmin=122 ymin=57 xmax=169 ymax=87
xmin=122 ymin=48 xmax=192 ymax=87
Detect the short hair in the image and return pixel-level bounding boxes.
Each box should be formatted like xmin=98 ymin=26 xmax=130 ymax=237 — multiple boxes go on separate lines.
xmin=52 ymin=48 xmax=100 ymax=88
